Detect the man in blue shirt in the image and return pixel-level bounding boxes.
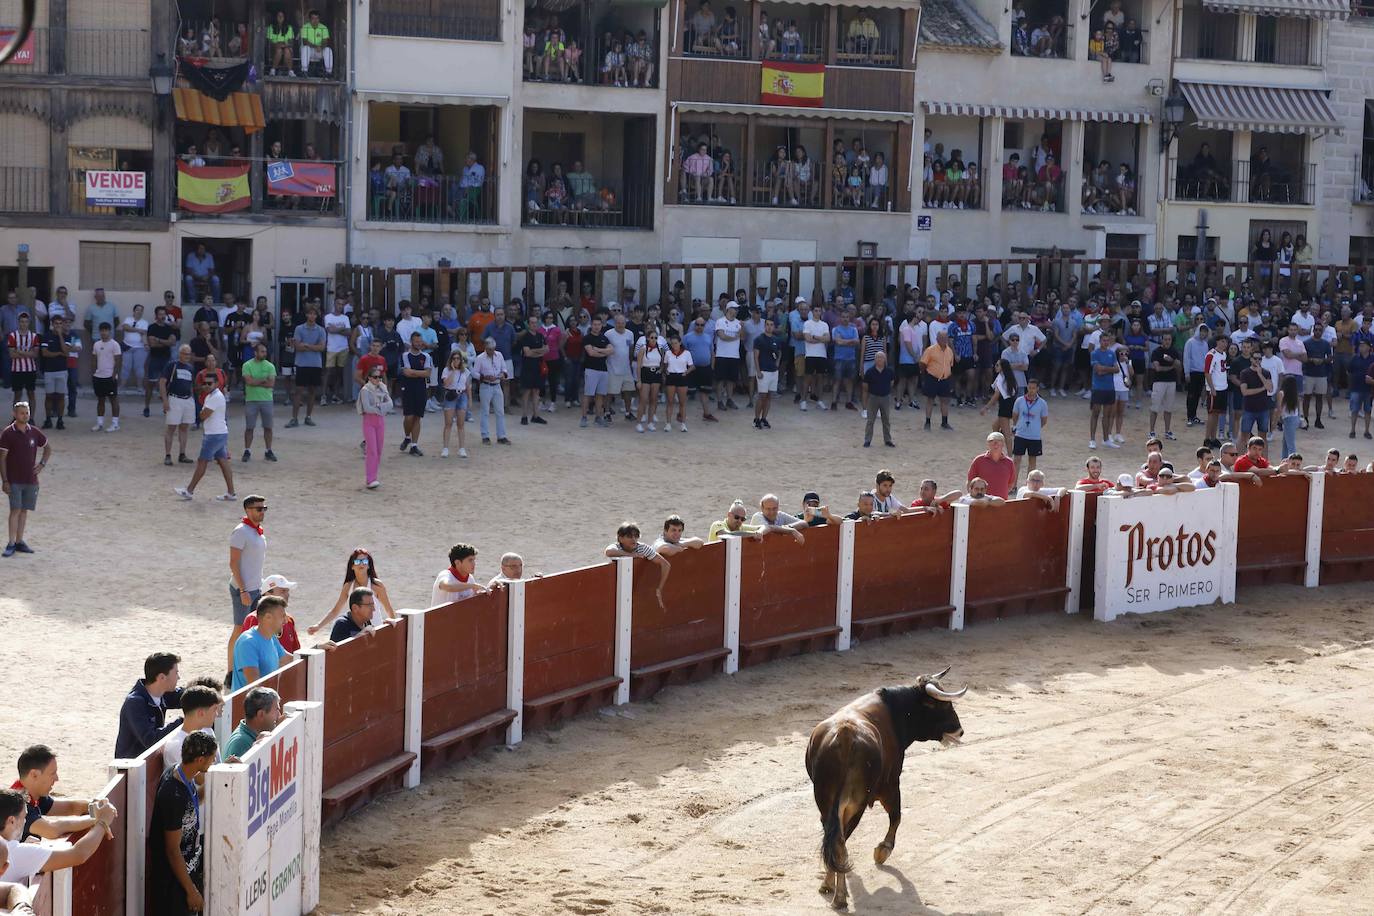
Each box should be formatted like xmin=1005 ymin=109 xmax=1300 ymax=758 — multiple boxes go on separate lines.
xmin=183 ymin=244 xmax=221 ymax=305
xmin=1050 ymin=303 xmax=1080 ymax=396
xmin=788 ymin=299 xmax=808 ymax=400
xmin=454 ymin=151 xmax=486 ymax=222
xmin=1348 ymin=338 xmax=1372 ymax=440
xmin=830 ymin=307 xmax=859 ymax=410
xmin=1302 ymin=319 xmax=1334 ymax=430
xmin=1089 ymin=330 xmax=1119 ymax=450
xmin=288 ymin=306 xmax=326 ymax=427
xmin=753 ymin=316 xmax=781 ymax=429
xmin=1011 ymin=377 xmax=1050 ymax=485
xmin=231 ymin=595 xmax=291 ymax=690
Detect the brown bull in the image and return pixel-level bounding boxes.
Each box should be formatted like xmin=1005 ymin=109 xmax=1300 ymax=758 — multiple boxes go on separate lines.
xmin=805 ymin=667 xmax=967 ymax=909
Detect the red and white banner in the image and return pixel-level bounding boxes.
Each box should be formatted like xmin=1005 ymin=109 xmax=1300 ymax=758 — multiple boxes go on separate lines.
xmin=0 ymin=27 xmax=36 ymax=64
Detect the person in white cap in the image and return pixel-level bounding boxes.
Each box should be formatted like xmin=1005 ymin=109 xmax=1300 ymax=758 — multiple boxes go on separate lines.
xmin=238 ymin=573 xmax=302 ymax=653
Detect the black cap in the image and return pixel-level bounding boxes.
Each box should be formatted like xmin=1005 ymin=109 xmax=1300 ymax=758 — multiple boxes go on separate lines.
xmin=802 ymin=491 xmax=820 ymax=503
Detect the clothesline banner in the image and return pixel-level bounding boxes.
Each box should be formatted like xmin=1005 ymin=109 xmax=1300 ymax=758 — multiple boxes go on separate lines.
xmin=266 ymin=161 xmax=337 ymax=197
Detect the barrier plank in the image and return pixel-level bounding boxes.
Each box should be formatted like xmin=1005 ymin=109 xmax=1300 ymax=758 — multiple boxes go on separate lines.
xmin=228 ymin=655 xmax=308 ymax=726
xmin=138 ymin=734 xmax=171 ymax=916
xmin=850 ymin=512 xmax=954 ymax=639
xmin=1079 ymin=492 xmax=1100 ymax=612
xmin=1235 ymin=473 xmax=1309 ymax=587
xmin=738 ymin=525 xmax=841 ymax=667
xmin=1320 ymin=473 xmax=1374 ymax=584
xmin=419 ymin=592 xmax=513 ymax=769
xmin=523 ymin=564 xmax=619 ymax=729
xmin=629 ymin=541 xmax=729 ymax=700
xmin=70 ymin=772 xmax=127 ymax=916
xmin=320 ymin=620 xmax=412 ymax=824
xmin=964 ymin=499 xmax=1071 ymax=624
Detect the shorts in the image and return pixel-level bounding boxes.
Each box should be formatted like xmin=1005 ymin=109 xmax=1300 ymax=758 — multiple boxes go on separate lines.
xmin=1012 ymin=435 xmax=1043 ymax=457
xmin=715 ymin=356 xmax=739 ymax=381
xmin=1053 ymin=346 xmax=1074 ymax=365
xmin=666 ymin=372 xmax=688 ymax=388
xmin=165 ymin=395 xmax=196 ymax=426
xmin=1208 ymin=391 xmax=1228 ymax=414
xmin=689 ymin=365 xmax=714 ymax=390
xmin=997 ymin=395 xmax=1014 ymax=419
xmin=325 ymin=350 xmax=349 ymax=369
xmin=607 ymin=372 xmax=635 ymax=394
xmin=296 ymin=365 xmax=323 ymax=387
xmin=1303 ymin=376 xmax=1329 ymax=395
xmin=805 ymin=356 xmax=830 ymax=375
xmin=147 ymin=356 xmax=170 ymax=379
xmin=244 ymin=400 xmax=274 ymax=430
xmin=833 ymin=359 xmax=856 ymax=380
xmin=898 ymin=362 xmax=920 ymax=378
xmin=758 ymin=370 xmax=779 ymax=394
xmin=7 ymin=482 xmax=37 ymax=511
xmin=1349 ymin=391 xmax=1372 ymax=415
xmin=443 ymin=389 xmax=469 ymax=411
xmin=1091 ymin=389 xmax=1116 ymax=406
xmin=1116 ymin=389 xmax=1130 ymax=403
xmin=8 ymin=371 xmax=35 ymax=392
xmin=955 ymin=357 xmax=975 ymax=375
xmin=230 ymin=583 xmax=261 ymax=627
xmin=1150 ymin=381 xmax=1176 ymax=413
xmin=583 ymin=368 xmax=609 ymax=396
xmin=198 ymin=432 xmax=230 ymax=461
xmin=93 ymin=376 xmax=118 ymax=398
xmin=639 ymin=366 xmax=662 ymax=386
xmin=402 ymin=387 xmax=428 ymax=417
xmin=519 ymin=362 xmax=543 ymax=389
xmin=43 ymin=370 xmax=67 ymax=392
xmin=923 ymin=375 xmax=952 ymax=398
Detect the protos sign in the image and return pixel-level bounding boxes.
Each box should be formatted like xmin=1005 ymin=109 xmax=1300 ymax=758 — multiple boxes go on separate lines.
xmin=1094 ymin=485 xmax=1237 ymax=622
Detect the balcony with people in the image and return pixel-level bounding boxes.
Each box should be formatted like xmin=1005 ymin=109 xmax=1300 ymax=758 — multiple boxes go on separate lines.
xmin=363 ymin=102 xmax=500 ymax=226
xmin=1079 ymin=122 xmax=1142 ymax=218
xmin=921 ymin=116 xmax=988 ymax=211
xmin=1169 ymin=130 xmax=1313 ymax=207
xmin=1000 ymin=121 xmax=1066 ymax=214
xmin=173 ymin=121 xmax=346 ymax=220
xmin=1170 ymin=132 xmax=1234 ymax=202
xmin=1008 ymin=0 xmax=1071 ymax=61
xmin=522 ymin=1 xmax=662 ymax=88
xmin=177 ymin=0 xmax=347 ymax=82
xmin=521 ymin=111 xmax=656 ymax=229
xmin=1081 ymin=0 xmax=1149 ymax=77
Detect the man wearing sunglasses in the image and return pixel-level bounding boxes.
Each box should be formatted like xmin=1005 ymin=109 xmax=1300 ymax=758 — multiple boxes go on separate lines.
xmin=225 ymin=495 xmax=268 ymax=680
xmin=706 ymin=500 xmax=765 ymax=542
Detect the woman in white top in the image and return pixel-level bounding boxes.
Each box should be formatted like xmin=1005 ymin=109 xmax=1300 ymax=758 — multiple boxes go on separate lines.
xmin=867 ymin=152 xmax=889 ymax=209
xmin=1110 ymin=346 xmax=1133 ymax=444
xmin=441 ymin=350 xmax=471 ymax=458
xmin=306 ymin=547 xmax=398 ymax=634
xmin=979 ymin=357 xmax=1017 ymax=439
xmin=663 ymin=334 xmax=694 ymax=432
xmin=635 ymin=326 xmax=667 ymax=432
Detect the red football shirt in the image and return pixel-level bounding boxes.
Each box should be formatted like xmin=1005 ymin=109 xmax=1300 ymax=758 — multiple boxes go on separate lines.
xmin=968 ymin=453 xmax=1017 ymax=499
xmin=1233 ymin=454 xmax=1269 ymax=473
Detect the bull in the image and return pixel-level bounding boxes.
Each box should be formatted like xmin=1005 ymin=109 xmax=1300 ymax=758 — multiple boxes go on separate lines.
xmin=804 ymin=667 xmax=967 ymax=909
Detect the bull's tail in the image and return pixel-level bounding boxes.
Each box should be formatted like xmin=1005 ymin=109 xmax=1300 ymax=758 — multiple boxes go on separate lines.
xmin=821 ymin=784 xmax=852 ymax=874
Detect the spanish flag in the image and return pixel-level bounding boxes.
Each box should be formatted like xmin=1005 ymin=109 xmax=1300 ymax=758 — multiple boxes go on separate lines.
xmin=177 ymin=162 xmax=251 ymax=213
xmin=760 ymin=61 xmax=825 ymax=107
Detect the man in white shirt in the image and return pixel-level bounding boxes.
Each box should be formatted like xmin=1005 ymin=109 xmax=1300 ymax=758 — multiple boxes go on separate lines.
xmin=118 ymin=303 xmax=149 ymax=392
xmin=432 ymin=543 xmax=489 ymax=607
xmin=322 ymin=298 xmax=352 ymax=405
xmin=713 ymin=303 xmax=743 ymax=409
xmin=161 ymin=685 xmax=223 ymax=769
xmin=90 ymin=321 xmax=122 ymax=431
xmin=175 ymin=374 xmax=235 ymax=500
xmin=473 ymin=336 xmax=509 ymax=444
xmin=394 ymin=301 xmax=422 ymax=344
xmin=604 ymin=311 xmax=637 ymax=420
xmin=0 ymin=789 xmax=116 ymax=884
xmin=801 ymin=303 xmax=831 ymax=410
xmin=1007 ymin=312 xmax=1047 ymax=356
xmin=1291 ymin=303 xmax=1316 ymax=341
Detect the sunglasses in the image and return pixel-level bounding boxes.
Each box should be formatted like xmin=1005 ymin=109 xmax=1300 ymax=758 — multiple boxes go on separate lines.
xmin=731 ymin=515 xmax=746 ymax=522
xmin=250 ymin=506 xmax=269 ymax=512
xmin=352 ymin=558 xmax=369 ymax=565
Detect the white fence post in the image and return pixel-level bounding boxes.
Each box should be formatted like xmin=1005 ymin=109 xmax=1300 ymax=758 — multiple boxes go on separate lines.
xmin=506 ymin=580 xmax=526 ymax=746
xmin=949 ymin=504 xmax=970 ymax=631
xmin=1304 ymin=471 xmax=1325 ymax=588
xmin=288 ymin=700 xmax=324 ymax=913
xmin=399 ymin=610 xmax=425 ymax=788
xmin=613 ymin=557 xmax=634 ymax=704
xmin=1219 ymin=482 xmax=1240 ymax=605
xmin=214 ymin=699 xmax=232 ymax=750
xmin=1094 ymin=494 xmax=1119 ymax=622
xmin=299 ymin=647 xmax=326 ymax=702
xmin=204 ymin=754 xmax=244 ymax=916
xmin=1064 ymin=489 xmax=1087 ymax=614
xmin=50 ymin=861 xmax=73 ymax=916
xmin=109 ymin=757 xmax=146 ymax=916
xmin=835 ymin=519 xmax=856 ymax=650
xmin=723 ymin=537 xmax=742 ymax=674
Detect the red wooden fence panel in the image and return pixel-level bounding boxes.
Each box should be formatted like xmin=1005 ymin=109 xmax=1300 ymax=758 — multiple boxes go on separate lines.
xmin=738 ymin=524 xmax=841 ymax=667
xmin=1320 ymin=473 xmax=1374 ymax=584
xmin=522 ymin=564 xmax=619 ymax=729
xmin=629 ymin=541 xmax=728 ymax=700
xmin=964 ymin=500 xmax=1071 ymax=624
xmin=1235 ymin=474 xmax=1309 ymax=587
xmin=850 ymin=513 xmax=955 ymax=639
xmin=139 ymin=735 xmax=169 ymax=916
xmin=71 ymin=772 xmax=127 ymax=916
xmin=228 ymin=656 xmax=308 ymax=726
xmin=419 ymin=593 xmax=514 ymax=770
xmin=320 ymin=620 xmax=411 ymax=824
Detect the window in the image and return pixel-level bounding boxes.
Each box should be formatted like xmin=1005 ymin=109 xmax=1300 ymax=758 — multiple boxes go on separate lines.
xmin=1176 ymin=235 xmax=1219 ymax=261
xmin=1253 ymin=16 xmax=1312 ymax=66
xmin=79 ymin=242 xmax=151 ymax=290
xmin=370 ymin=0 xmax=501 ymax=42
xmin=1350 ymin=237 xmax=1374 ymax=266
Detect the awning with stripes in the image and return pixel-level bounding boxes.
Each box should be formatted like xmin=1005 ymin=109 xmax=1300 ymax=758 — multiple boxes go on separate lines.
xmin=1201 ymin=0 xmax=1350 ymax=20
xmin=173 ymin=88 xmax=266 ymax=133
xmin=676 ymin=101 xmax=912 ymax=122
xmin=921 ymin=101 xmax=1151 ymax=123
xmin=1177 ymin=81 xmax=1342 ymax=137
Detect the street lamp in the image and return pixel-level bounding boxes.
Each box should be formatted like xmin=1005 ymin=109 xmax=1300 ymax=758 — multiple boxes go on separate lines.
xmin=1160 ymin=89 xmax=1187 ymax=152
xmin=149 ymin=52 xmax=174 ymax=96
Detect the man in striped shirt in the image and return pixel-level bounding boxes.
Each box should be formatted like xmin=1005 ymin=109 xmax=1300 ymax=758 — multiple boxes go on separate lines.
xmin=6 ymin=313 xmax=37 ymax=408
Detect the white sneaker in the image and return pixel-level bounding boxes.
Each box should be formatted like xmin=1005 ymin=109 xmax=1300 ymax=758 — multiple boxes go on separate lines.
xmin=800 ymin=400 xmax=809 ymax=411
xmin=663 ymin=422 xmax=671 ymax=433
xmin=818 ymin=400 xmax=829 ymax=411
xmin=366 ymin=480 xmax=381 ymax=489
xmin=861 ymin=409 xmax=868 ymax=419
xmin=636 ymin=422 xmax=644 ymax=433
xmin=1114 ymin=433 xmax=1125 ymax=444
xmin=648 ymin=422 xmax=656 ymax=431
xmin=1105 ymin=439 xmax=1121 ymax=449
xmin=1088 ymin=439 xmax=1097 ymax=450
xmin=441 ymin=447 xmax=450 ymax=458
xmin=92 ymin=422 xmax=103 ymax=432
xmin=458 ymin=447 xmax=469 ymax=458
xmin=174 ymin=487 xmax=193 ymax=500
xmin=1081 ymin=390 xmax=1092 ymax=400
xmin=680 ymin=422 xmax=688 ymax=432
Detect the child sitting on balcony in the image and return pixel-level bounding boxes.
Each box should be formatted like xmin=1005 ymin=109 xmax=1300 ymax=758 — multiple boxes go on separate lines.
xmin=564 ymin=39 xmax=582 ymax=82
xmin=1090 ymin=29 xmax=1114 ymax=82
xmin=780 ymin=20 xmax=802 ymax=59
xmin=603 ymin=40 xmax=627 ymax=87
xmin=756 ymin=18 xmax=774 ymax=58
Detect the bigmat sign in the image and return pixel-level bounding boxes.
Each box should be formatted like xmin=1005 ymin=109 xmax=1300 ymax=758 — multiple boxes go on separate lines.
xmin=206 ymin=701 xmax=322 ymax=915
xmin=1093 ymin=484 xmax=1239 ymax=622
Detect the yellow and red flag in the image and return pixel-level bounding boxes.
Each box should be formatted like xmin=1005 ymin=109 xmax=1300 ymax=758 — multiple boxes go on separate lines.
xmin=176 ymin=162 xmax=250 ymax=213
xmin=760 ymin=61 xmax=825 ymax=107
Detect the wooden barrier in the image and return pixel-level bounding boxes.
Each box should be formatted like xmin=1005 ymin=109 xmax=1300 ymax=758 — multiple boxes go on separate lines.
xmin=1319 ymin=473 xmax=1374 ymax=584
xmin=1078 ymin=492 xmax=1100 ymax=612
xmin=1236 ymin=474 xmax=1310 ymax=587
xmin=963 ymin=500 xmax=1072 ymax=624
xmin=738 ymin=525 xmax=842 ymax=667
xmin=69 ymin=772 xmax=127 ymax=916
xmin=522 ymin=564 xmax=620 ymax=730
xmin=136 ymin=735 xmax=170 ymax=916
xmin=628 ymin=541 xmax=729 ymax=700
xmin=228 ymin=655 xmax=308 ymax=725
xmin=850 ymin=513 xmax=955 ymax=639
xmin=418 ymin=593 xmax=516 ymax=770
xmin=319 ymin=620 xmax=413 ymax=825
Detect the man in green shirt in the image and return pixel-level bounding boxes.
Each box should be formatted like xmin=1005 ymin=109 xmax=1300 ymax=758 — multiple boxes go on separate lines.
xmin=300 ymin=10 xmax=333 ymax=78
xmin=706 ymin=500 xmax=766 ymax=542
xmin=241 ymin=342 xmax=277 ymax=463
xmin=222 ymin=686 xmax=283 ymax=760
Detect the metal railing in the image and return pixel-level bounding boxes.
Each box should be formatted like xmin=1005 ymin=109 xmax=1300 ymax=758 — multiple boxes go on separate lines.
xmin=368 ymin=173 xmax=498 ymax=225
xmin=1253 ymin=16 xmax=1315 ymax=66
xmin=761 ymin=20 xmax=826 ymax=62
xmin=1236 ymin=159 xmax=1316 ymax=206
xmin=369 ymin=0 xmax=502 ymax=42
xmin=0 ymin=27 xmax=151 ymax=77
xmin=1010 ymin=21 xmax=1073 ymax=59
xmin=1356 ymin=154 xmax=1374 ymax=205
xmin=1180 ymin=10 xmax=1315 ymax=65
xmin=523 ymin=177 xmax=654 ymax=229
xmin=682 ymin=14 xmax=750 ymax=57
xmin=834 ymin=21 xmax=899 ymax=68
xmin=1000 ymin=169 xmax=1065 ymax=212
xmin=1083 ymin=27 xmax=1149 ymax=65
xmin=176 ymin=21 xmax=250 ymax=59
xmin=0 ymin=167 xmax=49 ymax=213
xmin=69 ymin=168 xmax=154 ymax=216
xmin=524 ymin=31 xmax=658 ymax=88
xmin=748 ymin=164 xmax=823 ymax=208
xmin=1168 ymin=156 xmax=1233 ymax=202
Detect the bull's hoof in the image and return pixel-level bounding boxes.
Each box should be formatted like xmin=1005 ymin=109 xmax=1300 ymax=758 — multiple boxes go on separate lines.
xmin=832 ymin=894 xmax=849 ymax=910
xmin=819 ymin=883 xmax=834 ymax=896
xmin=874 ymin=843 xmax=892 ymax=865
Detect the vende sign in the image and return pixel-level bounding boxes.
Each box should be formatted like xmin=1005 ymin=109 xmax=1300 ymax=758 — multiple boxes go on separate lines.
xmin=85 ymin=170 xmax=146 ymax=207
xmin=1093 ymin=484 xmax=1238 ymax=622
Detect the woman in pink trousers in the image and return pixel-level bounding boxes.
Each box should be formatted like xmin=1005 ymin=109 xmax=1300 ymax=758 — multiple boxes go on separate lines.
xmin=357 ymin=366 xmax=392 ymax=489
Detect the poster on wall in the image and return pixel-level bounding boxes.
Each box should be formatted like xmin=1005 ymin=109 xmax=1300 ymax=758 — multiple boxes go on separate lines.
xmin=266 ymin=161 xmax=337 ymax=198
xmin=0 ymin=28 xmax=35 ymax=64
xmin=85 ymin=170 xmax=146 ymax=208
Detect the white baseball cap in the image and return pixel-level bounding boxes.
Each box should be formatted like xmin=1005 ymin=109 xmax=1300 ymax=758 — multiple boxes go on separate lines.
xmin=1116 ymin=474 xmax=1136 ymax=488
xmin=262 ymin=574 xmax=298 ymax=591
xmin=795 ymin=295 xmax=807 ymax=304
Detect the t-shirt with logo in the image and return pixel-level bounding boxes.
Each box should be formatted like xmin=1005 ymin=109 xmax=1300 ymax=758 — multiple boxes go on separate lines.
xmin=92 ymin=338 xmax=121 ymax=378
xmin=163 ymin=361 xmax=196 ymax=399
xmin=754 ymin=335 xmax=780 ymax=373
xmin=1204 ymin=349 xmax=1228 ymax=390
xmin=0 ymin=422 xmax=47 ymax=485
xmin=147 ymin=766 xmax=203 ymax=900
xmin=401 ymin=350 xmax=433 ymax=395
xmin=713 ymin=318 xmax=742 ymax=358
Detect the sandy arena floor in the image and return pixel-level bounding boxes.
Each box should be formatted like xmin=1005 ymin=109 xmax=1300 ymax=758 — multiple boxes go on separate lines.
xmin=1 ymin=388 xmax=1369 ymax=914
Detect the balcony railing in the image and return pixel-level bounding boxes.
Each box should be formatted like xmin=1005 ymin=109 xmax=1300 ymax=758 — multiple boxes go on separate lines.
xmin=1010 ymin=21 xmax=1073 ymax=59
xmin=1180 ymin=12 xmax=1316 ymax=65
xmin=1169 ymin=157 xmax=1315 ymax=205
xmin=524 ymin=31 xmax=658 ymax=88
xmin=834 ymin=23 xmax=899 ymax=68
xmin=370 ymin=0 xmax=502 ymax=42
xmin=523 ymin=177 xmax=654 ymax=229
xmin=686 ymin=19 xmax=827 ymax=61
xmin=368 ymin=173 xmax=497 ymax=225
xmin=0 ymin=167 xmax=49 ymax=214
xmin=1356 ymin=154 xmax=1374 ymax=205
xmin=1083 ymin=27 xmax=1149 ymax=65
xmin=1001 ymin=171 xmax=1065 ymax=213
xmin=0 ymin=28 xmax=151 ymax=78
xmin=747 ymin=165 xmax=822 ymax=208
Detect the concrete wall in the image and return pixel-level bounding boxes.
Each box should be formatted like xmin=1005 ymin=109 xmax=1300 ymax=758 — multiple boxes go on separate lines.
xmin=1320 ymin=15 xmax=1374 ymax=263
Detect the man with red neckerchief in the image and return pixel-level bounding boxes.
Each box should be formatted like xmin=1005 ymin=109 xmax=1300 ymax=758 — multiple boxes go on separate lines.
xmin=224 ymin=496 xmax=268 ymax=680
xmin=431 ymin=542 xmax=490 ymax=608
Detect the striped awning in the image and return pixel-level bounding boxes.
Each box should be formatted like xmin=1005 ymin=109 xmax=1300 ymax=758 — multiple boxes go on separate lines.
xmin=1202 ymin=0 xmax=1350 ymax=20
xmin=1178 ymin=81 xmax=1342 ymax=137
xmin=676 ymin=101 xmax=912 ymax=123
xmin=173 ymin=88 xmax=266 ymax=133
xmin=922 ymin=101 xmax=1151 ymax=123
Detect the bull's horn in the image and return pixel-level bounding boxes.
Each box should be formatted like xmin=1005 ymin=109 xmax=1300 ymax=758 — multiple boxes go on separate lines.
xmin=929 ymin=665 xmax=952 ymax=682
xmin=924 ymin=682 xmax=967 ymax=701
